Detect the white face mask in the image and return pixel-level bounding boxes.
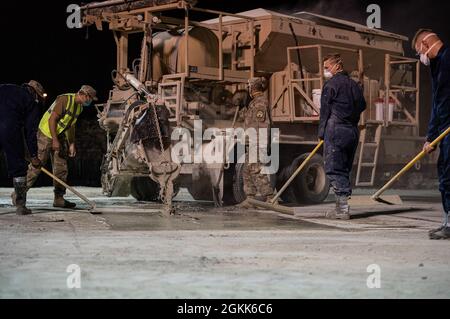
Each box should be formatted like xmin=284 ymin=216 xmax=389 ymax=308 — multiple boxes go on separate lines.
xmin=418 ymin=33 xmax=439 ymax=66
xmin=420 ymin=54 xmax=430 ymax=66
xmin=324 ymin=70 xmax=333 ymax=79
xmin=324 ymin=63 xmax=337 ymax=79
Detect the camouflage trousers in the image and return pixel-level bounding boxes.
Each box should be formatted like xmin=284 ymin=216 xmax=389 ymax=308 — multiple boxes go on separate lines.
xmin=26 ymin=130 xmax=69 ymax=196
xmin=242 ymin=162 xmax=274 ymax=198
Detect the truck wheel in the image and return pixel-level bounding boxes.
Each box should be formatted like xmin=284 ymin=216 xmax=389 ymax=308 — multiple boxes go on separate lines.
xmin=275 ymin=162 xmax=299 ymax=204
xmin=130 ymin=177 xmax=160 ymax=202
xmin=101 ymin=170 xmax=131 ymax=197
xmin=222 ymin=164 xmax=238 ymax=205
xmin=279 ymin=154 xmax=330 ymax=204
xmin=187 ymin=179 xmax=213 ymax=201
xmin=130 ymin=177 xmax=180 ymax=201
xmin=291 ymin=153 xmax=329 ymax=204
xmin=232 ymin=163 xmax=247 ymax=204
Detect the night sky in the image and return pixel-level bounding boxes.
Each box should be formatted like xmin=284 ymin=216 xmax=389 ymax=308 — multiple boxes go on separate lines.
xmin=0 ymin=0 xmax=449 ymax=186
xmin=1 ymin=0 xmax=449 ymax=107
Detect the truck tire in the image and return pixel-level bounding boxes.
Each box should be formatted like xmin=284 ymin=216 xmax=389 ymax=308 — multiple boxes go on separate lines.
xmin=187 ymin=174 xmax=214 ymax=201
xmin=232 ymin=163 xmax=247 ymax=204
xmin=231 ymin=163 xmax=277 ymax=205
xmin=130 ymin=177 xmax=160 ymax=202
xmin=283 ymin=153 xmax=329 ymax=204
xmin=275 ymin=162 xmax=299 ymax=204
xmin=130 ymin=177 xmax=180 ymax=202
xmin=222 ymin=164 xmax=238 ymax=205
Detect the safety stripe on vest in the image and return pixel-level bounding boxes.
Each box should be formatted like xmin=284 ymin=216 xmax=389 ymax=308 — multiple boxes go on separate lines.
xmin=65 ymin=97 xmax=80 ymax=131
xmin=56 ymin=95 xmax=73 ymax=131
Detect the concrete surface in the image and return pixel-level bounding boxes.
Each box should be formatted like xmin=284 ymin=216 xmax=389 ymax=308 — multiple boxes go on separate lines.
xmin=0 ymin=187 xmax=449 ymax=299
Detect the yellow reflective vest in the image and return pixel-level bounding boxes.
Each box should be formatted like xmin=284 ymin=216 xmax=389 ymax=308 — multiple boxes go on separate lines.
xmin=39 ymin=94 xmax=83 ymax=139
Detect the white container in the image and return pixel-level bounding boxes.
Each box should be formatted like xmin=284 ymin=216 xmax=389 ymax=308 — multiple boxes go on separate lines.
xmin=375 ymin=98 xmax=384 ymax=121
xmin=374 ymin=98 xmax=395 ymax=122
xmin=312 ymin=89 xmax=322 ymax=115
xmin=387 ymin=98 xmax=395 ymax=122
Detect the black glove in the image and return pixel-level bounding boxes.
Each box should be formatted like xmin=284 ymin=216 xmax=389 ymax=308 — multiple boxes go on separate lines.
xmin=30 ymin=157 xmax=42 ymax=169
xmin=232 ymin=90 xmax=250 ymax=109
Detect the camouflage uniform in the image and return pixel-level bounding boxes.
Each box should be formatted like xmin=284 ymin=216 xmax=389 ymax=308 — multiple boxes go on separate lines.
xmin=26 ymin=130 xmax=69 ymax=196
xmin=240 ymin=86 xmax=274 ymax=200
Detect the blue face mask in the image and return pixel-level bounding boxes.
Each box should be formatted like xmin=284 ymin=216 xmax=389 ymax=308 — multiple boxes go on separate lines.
xmin=83 ymin=100 xmax=92 ymax=107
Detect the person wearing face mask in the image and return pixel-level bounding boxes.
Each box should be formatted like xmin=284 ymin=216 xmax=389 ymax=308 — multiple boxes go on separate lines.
xmin=318 ymin=54 xmax=367 ymax=220
xmin=412 ymin=29 xmax=450 ymax=240
xmin=17 ymin=85 xmax=98 ymax=209
xmin=0 ymin=80 xmax=46 ymax=215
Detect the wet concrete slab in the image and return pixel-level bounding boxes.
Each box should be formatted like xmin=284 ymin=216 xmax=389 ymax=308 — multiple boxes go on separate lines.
xmin=100 ymin=202 xmax=335 ymax=231
xmin=0 ymin=187 xmax=443 ymax=232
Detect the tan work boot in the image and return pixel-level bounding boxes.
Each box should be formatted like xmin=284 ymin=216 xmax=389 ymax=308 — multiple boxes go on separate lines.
xmin=11 ymin=191 xmax=16 ymax=206
xmin=265 ymin=194 xmax=279 ymax=205
xmin=236 ymin=200 xmax=251 ymax=209
xmin=53 ymin=194 xmax=76 ymax=209
xmin=236 ymin=196 xmax=256 ymax=209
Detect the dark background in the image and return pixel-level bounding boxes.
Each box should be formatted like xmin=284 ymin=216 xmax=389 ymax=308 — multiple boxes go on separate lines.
xmin=0 ymin=0 xmax=448 ymax=186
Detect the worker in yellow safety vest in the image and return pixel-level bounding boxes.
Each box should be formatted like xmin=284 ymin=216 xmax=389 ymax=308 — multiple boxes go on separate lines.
xmin=13 ymin=85 xmax=98 ymax=210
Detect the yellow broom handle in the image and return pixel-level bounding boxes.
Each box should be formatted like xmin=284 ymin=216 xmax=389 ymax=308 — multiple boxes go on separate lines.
xmin=372 ymin=126 xmax=450 ymax=200
xmin=271 ymin=140 xmax=324 ymax=204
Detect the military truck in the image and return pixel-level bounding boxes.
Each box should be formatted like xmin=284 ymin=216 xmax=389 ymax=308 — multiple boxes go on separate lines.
xmin=81 ymin=0 xmax=434 ymax=207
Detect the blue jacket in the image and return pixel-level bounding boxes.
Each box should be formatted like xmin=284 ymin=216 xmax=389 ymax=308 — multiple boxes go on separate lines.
xmin=318 ymin=72 xmax=367 ymax=139
xmin=427 ymin=45 xmax=450 ymax=142
xmin=0 ymin=84 xmax=41 ymax=157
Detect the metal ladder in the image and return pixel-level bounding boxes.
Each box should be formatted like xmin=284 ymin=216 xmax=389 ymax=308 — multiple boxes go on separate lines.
xmin=158 ymin=77 xmax=201 ymax=129
xmin=355 ymin=123 xmax=382 ymax=187
xmin=158 ymin=81 xmax=181 ymax=121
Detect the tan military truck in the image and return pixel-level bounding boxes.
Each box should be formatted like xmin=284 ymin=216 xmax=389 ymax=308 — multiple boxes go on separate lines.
xmin=81 ymin=0 xmax=434 ymax=207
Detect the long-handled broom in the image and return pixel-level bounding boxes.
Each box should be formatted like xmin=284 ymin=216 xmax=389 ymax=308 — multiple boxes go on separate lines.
xmin=371 ymin=126 xmax=450 ymax=204
xmin=39 ymin=167 xmax=97 ymax=212
xmin=246 ymin=140 xmax=324 ymax=214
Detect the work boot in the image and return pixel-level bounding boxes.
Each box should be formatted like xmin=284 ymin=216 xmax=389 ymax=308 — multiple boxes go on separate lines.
xmin=53 ymin=194 xmax=76 ymax=209
xmin=429 ymin=226 xmax=450 ymax=240
xmin=236 ymin=196 xmax=256 ymax=209
xmin=11 ymin=191 xmax=16 ymax=206
xmin=13 ymin=177 xmax=32 ymax=216
xmin=326 ymin=195 xmax=350 ymax=220
xmin=430 ymin=212 xmax=449 ymax=235
xmin=265 ymin=193 xmax=279 ymax=205
xmin=429 ymin=225 xmax=446 ymax=235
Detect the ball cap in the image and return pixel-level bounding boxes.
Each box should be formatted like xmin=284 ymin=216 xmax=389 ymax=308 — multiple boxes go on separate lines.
xmin=411 ymin=28 xmax=434 ymax=50
xmin=80 ymin=85 xmax=98 ymax=101
xmin=248 ymin=77 xmax=268 ymax=92
xmin=27 ymin=80 xmax=46 ymax=98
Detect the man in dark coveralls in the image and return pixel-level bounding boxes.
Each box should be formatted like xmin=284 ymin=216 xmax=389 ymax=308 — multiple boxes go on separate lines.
xmin=0 ymin=81 xmax=46 ymax=215
xmin=413 ymin=29 xmax=450 ymax=240
xmin=318 ymin=54 xmax=367 ymax=220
